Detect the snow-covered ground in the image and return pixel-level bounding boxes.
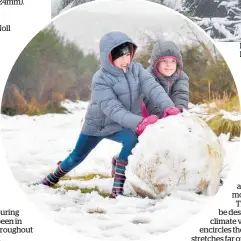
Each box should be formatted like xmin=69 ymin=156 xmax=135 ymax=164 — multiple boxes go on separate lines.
xmin=0 ymin=100 xmax=240 ymax=240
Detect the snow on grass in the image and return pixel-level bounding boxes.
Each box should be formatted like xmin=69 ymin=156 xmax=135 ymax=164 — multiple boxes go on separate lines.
xmin=0 ymin=100 xmax=240 ymax=240
xmin=220 ymin=109 xmax=241 ymax=121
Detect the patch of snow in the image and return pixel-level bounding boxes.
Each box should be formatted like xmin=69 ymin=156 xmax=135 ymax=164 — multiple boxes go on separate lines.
xmin=0 ymin=100 xmax=240 ymax=240
xmin=220 ymin=109 xmax=241 ymax=121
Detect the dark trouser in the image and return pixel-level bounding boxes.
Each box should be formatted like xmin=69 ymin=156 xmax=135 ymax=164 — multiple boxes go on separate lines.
xmin=41 ymin=128 xmax=138 ymax=194
xmin=60 ymin=128 xmax=138 ymax=172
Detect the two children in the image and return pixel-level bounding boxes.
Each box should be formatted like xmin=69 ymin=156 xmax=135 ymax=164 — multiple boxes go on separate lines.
xmin=112 ymin=39 xmax=190 ymax=178
xmin=37 ymin=31 xmax=183 ymax=198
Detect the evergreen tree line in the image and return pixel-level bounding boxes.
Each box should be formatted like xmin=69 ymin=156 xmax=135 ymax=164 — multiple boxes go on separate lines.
xmin=1 ymin=26 xmax=99 ymax=115
xmin=1 ymin=26 xmax=238 ymax=116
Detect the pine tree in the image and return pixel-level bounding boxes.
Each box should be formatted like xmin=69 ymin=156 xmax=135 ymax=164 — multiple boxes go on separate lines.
xmin=238 ymin=0 xmax=241 ymax=8
xmin=72 ymin=0 xmax=94 ymax=6
xmin=60 ymin=0 xmax=73 ymax=9
xmin=182 ymin=0 xmax=221 ymax=17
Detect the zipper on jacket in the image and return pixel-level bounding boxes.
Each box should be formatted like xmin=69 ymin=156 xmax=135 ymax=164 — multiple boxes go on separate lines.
xmin=123 ymin=69 xmax=132 ymax=111
xmin=167 ymin=80 xmax=171 ymax=95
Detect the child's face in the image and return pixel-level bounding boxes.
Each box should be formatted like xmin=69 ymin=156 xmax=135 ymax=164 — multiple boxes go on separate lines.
xmin=113 ymin=53 xmax=131 ymax=72
xmin=157 ymin=57 xmax=177 ymax=77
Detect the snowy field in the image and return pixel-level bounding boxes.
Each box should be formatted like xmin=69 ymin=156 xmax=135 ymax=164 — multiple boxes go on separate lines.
xmin=1 ymin=100 xmax=240 ymax=240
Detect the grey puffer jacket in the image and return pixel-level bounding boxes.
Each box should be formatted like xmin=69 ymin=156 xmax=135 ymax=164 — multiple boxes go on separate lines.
xmin=81 ymin=32 xmax=175 ymax=136
xmin=143 ymin=40 xmax=189 ymax=117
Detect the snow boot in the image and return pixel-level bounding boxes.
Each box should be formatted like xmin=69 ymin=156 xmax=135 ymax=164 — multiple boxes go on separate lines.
xmin=110 ymin=158 xmax=128 ymax=198
xmin=33 ymin=162 xmax=67 ymax=187
xmin=42 ymin=164 xmax=67 ymax=186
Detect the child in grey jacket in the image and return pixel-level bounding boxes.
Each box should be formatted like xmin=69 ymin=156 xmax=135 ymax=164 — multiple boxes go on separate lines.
xmin=37 ymin=32 xmax=181 ymax=198
xmin=142 ymin=40 xmax=189 ymax=118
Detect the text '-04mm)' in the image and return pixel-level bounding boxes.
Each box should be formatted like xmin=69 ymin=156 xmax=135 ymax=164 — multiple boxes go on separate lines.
xmin=191 ymin=184 xmax=241 ymax=241
xmin=0 ymin=0 xmax=24 ymax=5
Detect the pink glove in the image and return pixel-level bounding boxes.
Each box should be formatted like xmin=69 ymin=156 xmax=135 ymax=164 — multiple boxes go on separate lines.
xmin=136 ymin=115 xmax=158 ymax=135
xmin=141 ymin=102 xmax=149 ymax=118
xmin=162 ymin=106 xmax=181 ymax=118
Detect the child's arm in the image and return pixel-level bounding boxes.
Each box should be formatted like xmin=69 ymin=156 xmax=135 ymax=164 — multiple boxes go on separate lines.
xmin=142 ymin=96 xmax=162 ymax=117
xmin=92 ymin=76 xmax=143 ymax=131
xmin=138 ymin=64 xmax=175 ymax=118
xmin=171 ymin=72 xmax=189 ymax=109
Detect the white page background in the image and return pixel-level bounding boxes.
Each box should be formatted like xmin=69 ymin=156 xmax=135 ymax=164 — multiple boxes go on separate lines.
xmin=0 ymin=1 xmax=240 ymax=241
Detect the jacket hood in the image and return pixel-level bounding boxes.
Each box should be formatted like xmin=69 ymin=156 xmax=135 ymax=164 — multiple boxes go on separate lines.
xmin=99 ymin=31 xmax=137 ymax=76
xmin=150 ymin=40 xmax=183 ymax=78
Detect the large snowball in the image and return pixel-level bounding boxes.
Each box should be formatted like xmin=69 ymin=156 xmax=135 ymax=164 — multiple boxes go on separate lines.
xmin=125 ymin=111 xmax=225 ymax=199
